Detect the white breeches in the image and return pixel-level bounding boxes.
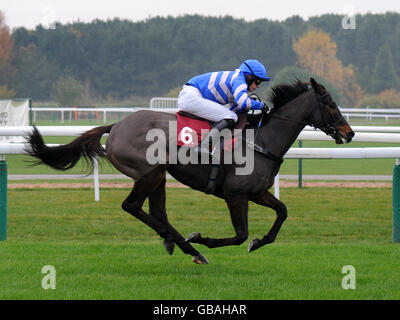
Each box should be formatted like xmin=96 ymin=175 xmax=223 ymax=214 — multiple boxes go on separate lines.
xmin=177 ymin=85 xmax=238 ymax=123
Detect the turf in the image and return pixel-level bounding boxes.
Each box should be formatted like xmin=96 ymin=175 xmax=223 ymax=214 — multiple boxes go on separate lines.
xmin=1 ymin=187 xmax=399 ymax=299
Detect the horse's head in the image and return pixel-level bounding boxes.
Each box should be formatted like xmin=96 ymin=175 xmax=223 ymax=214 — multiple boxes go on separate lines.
xmin=307 ymin=78 xmax=354 ymax=144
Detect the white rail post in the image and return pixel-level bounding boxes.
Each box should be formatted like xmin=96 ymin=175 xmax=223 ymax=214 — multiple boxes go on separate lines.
xmin=93 ymin=157 xmax=100 ymax=201
xmin=274 ymin=174 xmax=280 ymax=199
xmin=0 ymin=152 xmax=7 ymax=241
xmin=0 ymin=114 xmax=7 ymax=240
xmin=393 ymin=158 xmax=400 ymax=243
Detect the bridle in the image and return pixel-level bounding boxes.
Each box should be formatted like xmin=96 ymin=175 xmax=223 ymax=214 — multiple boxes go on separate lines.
xmin=247 ymin=86 xmax=345 ymax=165
xmin=312 ymin=91 xmax=345 ymax=137
xmin=267 ymin=89 xmax=345 ymax=139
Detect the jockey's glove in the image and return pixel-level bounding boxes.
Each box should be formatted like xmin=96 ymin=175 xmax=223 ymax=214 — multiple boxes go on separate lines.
xmin=257 ymin=102 xmax=270 ymax=113
xmin=263 ymin=102 xmax=271 ymax=112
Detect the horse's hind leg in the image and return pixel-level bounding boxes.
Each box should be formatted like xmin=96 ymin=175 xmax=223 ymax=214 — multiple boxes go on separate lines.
xmin=248 ymin=190 xmax=287 ymax=252
xmin=149 ymin=180 xmax=205 ymax=260
xmin=123 ymin=167 xmax=208 ymax=264
xmin=147 ymin=174 xmax=175 ymax=255
xmin=186 ymin=194 xmax=249 ymax=248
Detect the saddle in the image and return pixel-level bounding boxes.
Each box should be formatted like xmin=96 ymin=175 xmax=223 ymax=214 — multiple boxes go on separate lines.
xmin=176 ymin=111 xmax=247 ymax=195
xmin=176 ymin=111 xmax=247 ymax=150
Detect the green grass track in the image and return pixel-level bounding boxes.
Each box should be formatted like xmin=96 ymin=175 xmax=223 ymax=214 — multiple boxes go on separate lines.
xmin=1 ymin=187 xmax=399 ymax=299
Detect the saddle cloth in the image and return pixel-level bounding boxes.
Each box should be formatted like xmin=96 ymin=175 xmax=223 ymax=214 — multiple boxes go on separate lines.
xmin=176 ymin=111 xmax=245 ymax=151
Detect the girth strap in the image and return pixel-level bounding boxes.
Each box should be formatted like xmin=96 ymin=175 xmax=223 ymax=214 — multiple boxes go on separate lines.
xmin=244 ymin=139 xmax=284 ymax=165
xmin=204 ymin=137 xmax=283 ymax=195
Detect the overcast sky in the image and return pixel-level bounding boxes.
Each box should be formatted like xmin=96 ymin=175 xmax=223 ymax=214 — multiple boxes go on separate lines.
xmin=1 ymin=0 xmax=399 ymax=30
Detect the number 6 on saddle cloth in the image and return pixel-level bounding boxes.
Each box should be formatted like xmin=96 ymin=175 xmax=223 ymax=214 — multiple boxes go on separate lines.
xmin=176 ymin=111 xmax=247 ymax=194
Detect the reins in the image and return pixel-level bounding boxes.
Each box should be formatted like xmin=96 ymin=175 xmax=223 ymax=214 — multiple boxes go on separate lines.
xmin=247 ymin=87 xmax=343 ymax=164
xmin=246 ymin=109 xmax=285 ymax=165
xmin=267 ymin=114 xmax=308 ymax=126
xmin=266 ymin=90 xmax=344 ymax=137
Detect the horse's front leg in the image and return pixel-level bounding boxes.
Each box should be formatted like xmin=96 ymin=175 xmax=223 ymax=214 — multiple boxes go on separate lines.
xmin=248 ymin=190 xmax=287 ymax=252
xmin=186 ymin=194 xmax=249 ymax=248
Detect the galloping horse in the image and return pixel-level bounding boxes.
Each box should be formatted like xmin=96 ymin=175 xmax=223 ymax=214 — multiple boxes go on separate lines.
xmin=26 ymin=78 xmax=354 ymax=264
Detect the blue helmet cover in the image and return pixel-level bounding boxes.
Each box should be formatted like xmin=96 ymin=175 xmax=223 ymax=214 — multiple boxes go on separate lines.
xmin=239 ymin=59 xmax=271 ymax=81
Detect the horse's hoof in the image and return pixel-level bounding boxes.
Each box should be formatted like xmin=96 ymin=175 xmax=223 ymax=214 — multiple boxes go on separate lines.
xmin=163 ymin=241 xmax=175 ymax=255
xmin=192 ymin=254 xmax=209 ymax=264
xmin=248 ymin=238 xmax=262 ymax=252
xmin=186 ymin=232 xmax=201 ymax=243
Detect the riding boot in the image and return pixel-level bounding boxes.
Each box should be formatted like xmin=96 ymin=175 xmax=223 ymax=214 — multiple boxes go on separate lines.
xmin=195 ymin=119 xmax=235 ymax=155
xmin=200 ymin=119 xmax=234 ymax=194
xmin=205 ymin=142 xmax=224 ymax=194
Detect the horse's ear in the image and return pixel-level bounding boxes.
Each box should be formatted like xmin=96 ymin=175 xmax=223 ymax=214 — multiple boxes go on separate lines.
xmin=310 ymin=77 xmax=317 ymax=88
xmin=310 ymin=77 xmax=324 ymax=94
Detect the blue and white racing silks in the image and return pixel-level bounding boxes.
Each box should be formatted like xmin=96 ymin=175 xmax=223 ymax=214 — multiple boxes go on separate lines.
xmin=187 ymin=69 xmax=264 ymax=113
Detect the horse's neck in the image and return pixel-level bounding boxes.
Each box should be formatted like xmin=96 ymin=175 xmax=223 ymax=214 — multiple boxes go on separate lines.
xmin=259 ymin=92 xmax=314 ymax=158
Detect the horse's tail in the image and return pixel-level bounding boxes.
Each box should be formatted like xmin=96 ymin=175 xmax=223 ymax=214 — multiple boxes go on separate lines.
xmin=25 ymin=124 xmax=115 ymax=171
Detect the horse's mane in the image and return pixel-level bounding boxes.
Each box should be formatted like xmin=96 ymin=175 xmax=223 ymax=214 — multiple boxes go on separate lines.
xmin=246 ymin=79 xmax=311 ymax=128
xmin=268 ymin=79 xmax=310 ymax=111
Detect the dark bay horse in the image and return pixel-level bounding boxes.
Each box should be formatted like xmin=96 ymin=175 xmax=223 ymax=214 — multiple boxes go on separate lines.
xmin=25 ymin=78 xmax=354 ymax=264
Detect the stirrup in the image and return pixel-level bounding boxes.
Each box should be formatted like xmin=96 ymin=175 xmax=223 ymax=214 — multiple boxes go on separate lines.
xmin=194 ymin=144 xmax=211 ymax=155
xmin=196 ymin=119 xmax=234 ymax=156
xmin=194 ymin=143 xmax=219 ymax=156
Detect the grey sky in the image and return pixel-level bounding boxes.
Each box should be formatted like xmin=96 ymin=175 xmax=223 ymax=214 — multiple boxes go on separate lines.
xmin=1 ymin=0 xmax=399 ymax=30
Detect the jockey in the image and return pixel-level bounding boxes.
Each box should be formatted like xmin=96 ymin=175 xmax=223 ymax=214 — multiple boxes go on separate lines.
xmin=178 ymin=59 xmax=270 ymax=154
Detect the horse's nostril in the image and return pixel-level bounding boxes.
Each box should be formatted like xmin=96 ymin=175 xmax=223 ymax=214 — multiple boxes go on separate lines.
xmin=349 ymin=131 xmax=355 ymax=138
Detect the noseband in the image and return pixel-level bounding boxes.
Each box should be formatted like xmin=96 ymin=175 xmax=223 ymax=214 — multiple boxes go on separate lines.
xmin=313 ymin=92 xmax=344 ymax=137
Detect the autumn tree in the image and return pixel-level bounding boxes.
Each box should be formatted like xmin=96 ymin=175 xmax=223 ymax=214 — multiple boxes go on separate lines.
xmin=357 ymin=89 xmax=400 ymax=108
xmin=341 ymin=65 xmax=365 ymax=108
xmin=0 ymin=11 xmax=15 ymax=97
xmin=293 ymin=29 xmax=364 ymax=107
xmin=293 ymin=29 xmax=341 ymax=83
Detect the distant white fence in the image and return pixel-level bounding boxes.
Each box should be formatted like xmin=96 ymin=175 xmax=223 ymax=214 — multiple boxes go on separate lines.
xmin=31 ymin=103 xmax=400 ymax=124
xmin=149 ymin=98 xmax=178 ymax=109
xmin=303 ymin=126 xmax=400 ymax=133
xmin=32 ymin=107 xmax=137 ymax=124
xmin=31 ymin=106 xmax=179 ymax=123
xmin=146 ymin=101 xmax=400 ymax=120
xmin=340 ymin=108 xmax=400 ymax=121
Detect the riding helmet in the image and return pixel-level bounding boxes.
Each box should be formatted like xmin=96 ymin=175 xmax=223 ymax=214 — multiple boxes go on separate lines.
xmin=239 ymin=59 xmax=271 ymax=85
